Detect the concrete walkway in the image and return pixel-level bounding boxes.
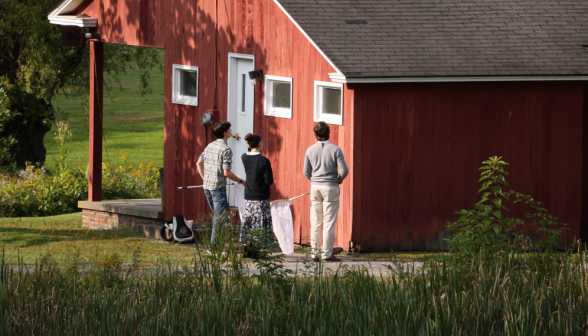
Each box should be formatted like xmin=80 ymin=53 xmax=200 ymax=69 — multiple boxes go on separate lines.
xmin=242 ymin=253 xmax=424 ymax=276
xmin=6 ymin=250 xmax=424 ymax=277
xmin=154 ymin=241 xmax=425 ymax=276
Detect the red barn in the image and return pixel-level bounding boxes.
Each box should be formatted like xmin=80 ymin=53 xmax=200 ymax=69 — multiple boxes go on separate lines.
xmin=50 ymin=0 xmax=588 ymax=251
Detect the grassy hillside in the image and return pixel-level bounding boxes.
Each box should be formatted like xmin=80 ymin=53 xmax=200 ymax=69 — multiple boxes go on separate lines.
xmin=44 ymin=49 xmax=165 ymax=173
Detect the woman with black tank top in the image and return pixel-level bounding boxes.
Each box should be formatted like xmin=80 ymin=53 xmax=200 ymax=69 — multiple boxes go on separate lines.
xmin=240 ymin=133 xmax=274 ymax=258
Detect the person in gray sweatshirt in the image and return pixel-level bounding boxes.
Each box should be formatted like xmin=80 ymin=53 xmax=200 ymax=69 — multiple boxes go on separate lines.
xmin=303 ymin=122 xmax=349 ymax=262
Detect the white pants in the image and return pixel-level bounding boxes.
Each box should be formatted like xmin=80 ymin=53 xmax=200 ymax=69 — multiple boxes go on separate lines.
xmin=310 ymin=185 xmax=340 ymax=259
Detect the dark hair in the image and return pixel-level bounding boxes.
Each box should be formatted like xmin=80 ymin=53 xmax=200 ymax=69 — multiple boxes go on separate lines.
xmin=244 ymin=133 xmax=261 ymax=149
xmin=313 ymin=122 xmax=330 ymax=141
xmin=212 ymin=121 xmax=231 ymax=139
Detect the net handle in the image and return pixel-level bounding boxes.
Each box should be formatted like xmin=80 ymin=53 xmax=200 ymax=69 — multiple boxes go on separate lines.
xmin=269 ymin=192 xmax=310 ymax=206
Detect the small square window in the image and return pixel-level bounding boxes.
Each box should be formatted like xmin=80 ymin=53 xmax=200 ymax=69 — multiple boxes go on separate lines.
xmin=314 ymin=81 xmax=343 ymax=125
xmin=323 ymin=88 xmax=341 ymax=115
xmin=172 ymin=64 xmax=199 ymax=106
xmin=180 ymin=71 xmax=197 ymax=97
xmin=264 ymin=75 xmax=292 ymax=119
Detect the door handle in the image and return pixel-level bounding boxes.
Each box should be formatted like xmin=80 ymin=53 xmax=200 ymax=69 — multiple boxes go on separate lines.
xmin=233 ymin=133 xmax=241 ymax=140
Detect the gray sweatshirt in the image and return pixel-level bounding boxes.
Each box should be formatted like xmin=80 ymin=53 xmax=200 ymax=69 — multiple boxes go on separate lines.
xmin=303 ymin=141 xmax=349 ymax=186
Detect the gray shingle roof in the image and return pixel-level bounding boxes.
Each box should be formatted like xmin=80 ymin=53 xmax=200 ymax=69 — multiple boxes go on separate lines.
xmin=277 ymin=0 xmax=588 ymax=77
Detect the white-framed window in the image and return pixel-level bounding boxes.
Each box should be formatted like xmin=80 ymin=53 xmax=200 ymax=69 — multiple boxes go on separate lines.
xmin=172 ymin=64 xmax=199 ymax=106
xmin=264 ymin=75 xmax=292 ymax=119
xmin=314 ymin=81 xmax=343 ymax=125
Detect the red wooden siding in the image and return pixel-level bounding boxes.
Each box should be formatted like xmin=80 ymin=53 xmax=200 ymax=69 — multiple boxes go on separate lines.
xmin=77 ymin=0 xmax=588 ymax=251
xmin=80 ymin=0 xmax=355 ymax=248
xmin=353 ymin=81 xmax=586 ymax=251
xmin=582 ymin=85 xmax=588 ymax=240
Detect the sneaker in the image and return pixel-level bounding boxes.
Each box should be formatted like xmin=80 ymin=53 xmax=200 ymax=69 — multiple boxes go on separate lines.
xmin=323 ymin=256 xmax=342 ymax=262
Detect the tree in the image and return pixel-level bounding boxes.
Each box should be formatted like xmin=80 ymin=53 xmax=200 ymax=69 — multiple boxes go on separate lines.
xmin=0 ymin=0 xmax=160 ymax=169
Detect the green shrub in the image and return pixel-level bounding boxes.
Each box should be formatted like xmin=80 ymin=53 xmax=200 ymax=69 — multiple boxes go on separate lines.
xmin=0 ymin=120 xmax=161 ymax=217
xmin=0 ymin=154 xmax=160 ymax=217
xmin=0 ymin=164 xmax=87 ymax=217
xmin=101 ymin=150 xmax=160 ymax=200
xmin=446 ymin=156 xmax=567 ymax=259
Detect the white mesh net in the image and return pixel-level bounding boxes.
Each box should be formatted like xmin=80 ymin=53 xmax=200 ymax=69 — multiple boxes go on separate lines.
xmin=270 ymin=201 xmax=295 ymax=255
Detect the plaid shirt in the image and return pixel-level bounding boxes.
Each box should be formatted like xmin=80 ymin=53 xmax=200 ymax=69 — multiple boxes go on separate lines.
xmin=199 ymin=139 xmax=233 ymax=190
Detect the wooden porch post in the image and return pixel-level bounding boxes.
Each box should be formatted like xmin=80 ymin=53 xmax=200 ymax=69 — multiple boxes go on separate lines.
xmin=89 ymin=40 xmax=103 ymax=201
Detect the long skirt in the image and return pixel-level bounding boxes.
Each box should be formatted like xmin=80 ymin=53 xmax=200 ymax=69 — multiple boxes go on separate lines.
xmin=240 ymin=199 xmax=273 ymax=246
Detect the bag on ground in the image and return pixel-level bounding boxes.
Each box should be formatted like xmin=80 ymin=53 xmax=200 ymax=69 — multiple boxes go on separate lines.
xmin=160 ymin=215 xmax=194 ymax=243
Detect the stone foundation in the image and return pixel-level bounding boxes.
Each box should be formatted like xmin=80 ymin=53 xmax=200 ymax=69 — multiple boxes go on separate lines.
xmin=78 ymin=199 xmax=164 ymax=229
xmin=82 ymin=209 xmax=165 ymax=229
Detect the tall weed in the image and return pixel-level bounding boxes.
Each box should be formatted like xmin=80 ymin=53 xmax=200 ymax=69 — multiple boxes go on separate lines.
xmin=1 ymin=245 xmax=587 ymax=335
xmin=446 ymin=156 xmax=567 ymax=260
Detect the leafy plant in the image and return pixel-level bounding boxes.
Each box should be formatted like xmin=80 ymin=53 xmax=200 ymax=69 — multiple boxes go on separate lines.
xmin=509 ymin=190 xmax=567 ymax=251
xmin=0 ymin=163 xmax=87 ymax=217
xmin=247 ymin=229 xmax=293 ymax=280
xmin=0 ymin=151 xmax=161 ymax=217
xmin=446 ymin=156 xmax=567 ymax=259
xmin=101 ymin=151 xmax=161 ymax=200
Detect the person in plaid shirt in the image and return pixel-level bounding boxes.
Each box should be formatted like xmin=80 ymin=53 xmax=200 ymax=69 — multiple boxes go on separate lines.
xmin=197 ymin=121 xmax=245 ymax=249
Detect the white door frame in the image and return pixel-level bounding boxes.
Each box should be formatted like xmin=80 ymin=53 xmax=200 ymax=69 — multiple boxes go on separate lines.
xmin=226 ymin=53 xmax=255 ymax=206
xmin=227 ymin=53 xmax=255 ymax=119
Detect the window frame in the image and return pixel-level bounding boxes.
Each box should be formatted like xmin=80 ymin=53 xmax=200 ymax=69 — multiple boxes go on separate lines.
xmin=264 ymin=75 xmax=293 ymax=119
xmin=313 ymin=81 xmax=343 ymax=125
xmin=172 ymin=64 xmax=199 ymax=106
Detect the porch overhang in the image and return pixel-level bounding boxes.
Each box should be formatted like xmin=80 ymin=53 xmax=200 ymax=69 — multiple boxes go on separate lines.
xmin=48 ymin=0 xmax=97 ymax=27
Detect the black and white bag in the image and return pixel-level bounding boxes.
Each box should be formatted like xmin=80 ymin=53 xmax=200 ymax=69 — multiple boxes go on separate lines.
xmin=161 ymin=215 xmax=194 ymax=243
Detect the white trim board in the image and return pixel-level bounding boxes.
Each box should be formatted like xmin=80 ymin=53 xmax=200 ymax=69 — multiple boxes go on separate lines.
xmin=329 ymin=73 xmax=588 ymax=83
xmin=49 ymin=15 xmax=97 ymax=27
xmin=228 ymin=53 xmax=255 ymax=61
xmin=49 ymin=0 xmax=85 ymax=16
xmin=48 ymin=0 xmax=97 ymax=27
xmin=273 ymin=0 xmax=342 ymax=75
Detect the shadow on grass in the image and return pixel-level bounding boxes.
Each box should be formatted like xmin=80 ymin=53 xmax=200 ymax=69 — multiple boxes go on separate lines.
xmin=0 ymin=227 xmax=137 ymax=247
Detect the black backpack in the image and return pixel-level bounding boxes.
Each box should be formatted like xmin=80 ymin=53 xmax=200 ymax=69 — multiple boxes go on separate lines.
xmin=161 ymin=215 xmax=194 ymax=243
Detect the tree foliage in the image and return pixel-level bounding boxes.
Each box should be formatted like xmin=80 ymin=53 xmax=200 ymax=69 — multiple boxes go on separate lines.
xmin=0 ymin=0 xmax=160 ymax=169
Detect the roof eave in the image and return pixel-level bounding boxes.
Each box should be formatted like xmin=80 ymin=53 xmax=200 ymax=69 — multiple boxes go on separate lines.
xmin=329 ymin=73 xmax=588 ymax=83
xmin=274 ymin=0 xmax=342 ymax=75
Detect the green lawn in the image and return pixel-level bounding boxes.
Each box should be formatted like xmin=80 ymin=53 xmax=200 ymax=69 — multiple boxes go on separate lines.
xmin=44 ymin=49 xmax=165 ymax=173
xmin=0 ymin=213 xmax=199 ymax=265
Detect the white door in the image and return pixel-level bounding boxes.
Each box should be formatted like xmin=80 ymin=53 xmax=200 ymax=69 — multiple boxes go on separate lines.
xmin=227 ymin=55 xmax=254 ymax=206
